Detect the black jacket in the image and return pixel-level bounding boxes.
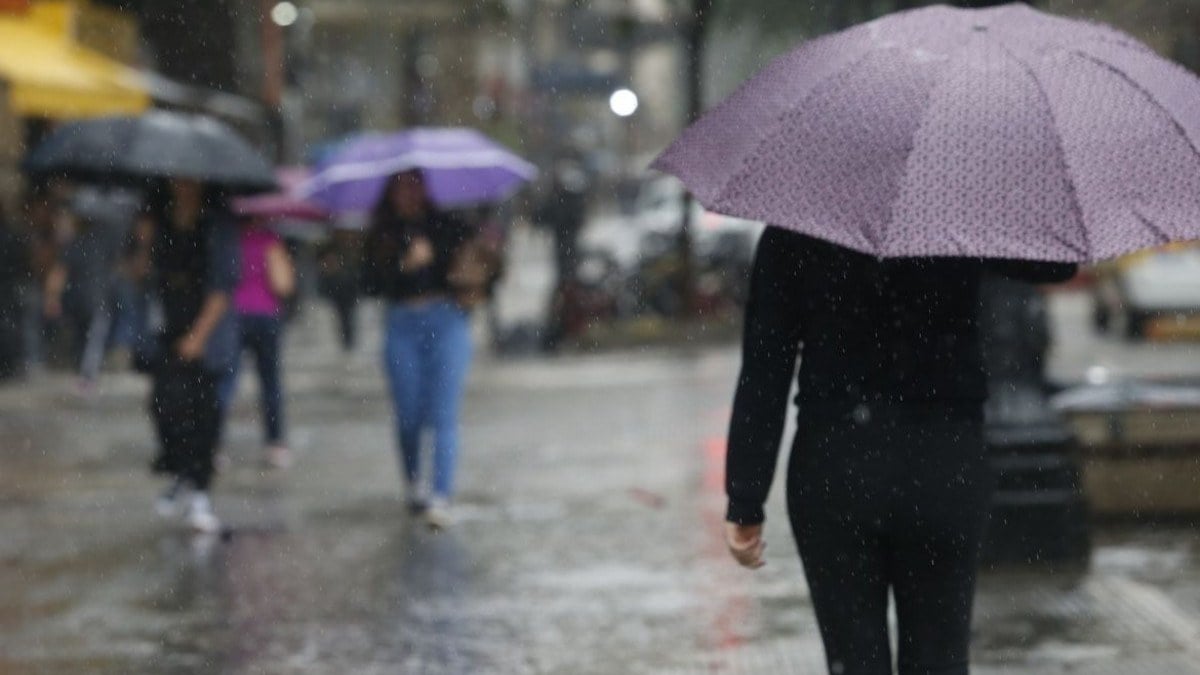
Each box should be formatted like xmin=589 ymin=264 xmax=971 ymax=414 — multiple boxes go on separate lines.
xmin=726 ymin=226 xmax=1077 ymax=524
xmin=361 ymin=211 xmax=471 ymax=302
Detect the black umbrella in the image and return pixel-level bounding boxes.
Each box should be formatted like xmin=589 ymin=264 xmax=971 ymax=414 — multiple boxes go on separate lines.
xmin=26 ymin=110 xmax=276 ymax=192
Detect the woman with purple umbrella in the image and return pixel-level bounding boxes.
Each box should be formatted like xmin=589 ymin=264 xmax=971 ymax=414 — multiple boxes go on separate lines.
xmin=361 ymin=170 xmax=475 ymax=529
xmin=655 ymin=3 xmax=1200 ymax=673
xmin=306 ymin=128 xmax=529 ymax=528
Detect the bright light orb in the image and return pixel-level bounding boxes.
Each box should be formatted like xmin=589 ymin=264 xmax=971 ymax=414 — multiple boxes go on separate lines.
xmin=609 ymin=88 xmax=639 ymax=118
xmin=271 ymin=1 xmax=300 ymax=27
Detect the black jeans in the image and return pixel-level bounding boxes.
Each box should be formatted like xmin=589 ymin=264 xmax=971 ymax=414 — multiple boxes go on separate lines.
xmin=787 ymin=411 xmax=991 ymax=675
xmin=150 ymin=360 xmax=221 ymax=491
xmin=334 ymin=295 xmax=358 ymax=352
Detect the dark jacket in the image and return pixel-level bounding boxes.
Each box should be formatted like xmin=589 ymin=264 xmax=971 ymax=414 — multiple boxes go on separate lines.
xmin=152 ymin=210 xmax=240 ymax=373
xmin=726 ymin=226 xmax=1077 ymax=524
xmin=361 ymin=211 xmax=471 ymax=302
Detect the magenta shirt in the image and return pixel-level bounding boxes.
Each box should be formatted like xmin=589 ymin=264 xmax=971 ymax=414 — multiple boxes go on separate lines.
xmin=233 ymin=227 xmax=283 ymax=316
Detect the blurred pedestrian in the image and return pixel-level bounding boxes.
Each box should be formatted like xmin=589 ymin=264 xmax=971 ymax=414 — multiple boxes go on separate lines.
xmin=362 ymin=170 xmax=478 ymax=529
xmin=50 ymin=189 xmax=133 ymax=392
xmin=108 ymin=213 xmax=156 ymax=371
xmin=0 ymin=208 xmax=27 ymax=379
xmin=724 ymin=228 xmax=1075 ymax=675
xmin=316 ymin=229 xmax=361 ymax=353
xmin=470 ymin=204 xmax=510 ymax=352
xmin=219 ymin=216 xmax=295 ymax=468
xmin=537 ymin=162 xmax=588 ymax=287
xmin=22 ymin=190 xmax=61 ymax=373
xmin=146 ymin=178 xmax=239 ymax=534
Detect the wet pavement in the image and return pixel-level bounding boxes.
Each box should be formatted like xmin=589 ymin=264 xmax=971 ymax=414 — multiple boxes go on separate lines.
xmin=3 ymin=299 xmax=1200 ymax=674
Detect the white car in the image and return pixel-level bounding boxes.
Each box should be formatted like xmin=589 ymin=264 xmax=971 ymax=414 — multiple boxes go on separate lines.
xmin=631 ymin=176 xmax=764 ymax=253
xmin=1093 ymin=243 xmax=1200 ymax=339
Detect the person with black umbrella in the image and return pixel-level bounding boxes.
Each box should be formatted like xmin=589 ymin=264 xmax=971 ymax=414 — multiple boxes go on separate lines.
xmin=146 ymin=178 xmax=240 ymax=533
xmin=27 ymin=111 xmax=274 ymax=535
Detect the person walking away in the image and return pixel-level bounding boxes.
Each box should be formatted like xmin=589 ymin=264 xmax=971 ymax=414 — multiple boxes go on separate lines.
xmin=147 ymin=178 xmax=239 ymax=534
xmin=724 ymin=227 xmax=1075 ymax=675
xmin=109 ymin=214 xmax=156 ymax=371
xmin=316 ymin=229 xmax=361 ymax=354
xmin=539 ymin=162 xmax=588 ymax=288
xmin=50 ymin=191 xmax=128 ymax=393
xmin=362 ymin=170 xmax=478 ymax=529
xmin=536 ymin=165 xmax=589 ymax=350
xmin=219 ymin=216 xmax=295 ymax=468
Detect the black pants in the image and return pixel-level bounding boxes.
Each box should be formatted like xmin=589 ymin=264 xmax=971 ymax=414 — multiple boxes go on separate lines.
xmin=787 ymin=413 xmax=991 ymax=675
xmin=331 ymin=293 xmax=358 ymax=352
xmin=150 ymin=360 xmax=221 ymax=491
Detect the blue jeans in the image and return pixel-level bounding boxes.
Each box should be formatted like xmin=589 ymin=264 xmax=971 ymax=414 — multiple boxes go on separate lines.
xmin=219 ymin=314 xmax=286 ymax=444
xmin=109 ymin=277 xmax=149 ymax=352
xmin=383 ymin=300 xmax=473 ymax=499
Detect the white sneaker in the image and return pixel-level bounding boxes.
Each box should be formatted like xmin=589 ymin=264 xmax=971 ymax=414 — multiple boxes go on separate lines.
xmin=185 ymin=493 xmax=221 ymax=534
xmin=154 ymin=479 xmax=187 ymax=518
xmin=423 ymin=497 xmax=454 ymax=530
xmin=264 ymin=445 xmax=294 ymax=470
xmin=405 ymin=480 xmax=430 ymax=516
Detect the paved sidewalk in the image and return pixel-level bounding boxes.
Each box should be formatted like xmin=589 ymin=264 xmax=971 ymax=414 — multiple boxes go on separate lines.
xmin=1 ymin=303 xmax=1200 ymax=674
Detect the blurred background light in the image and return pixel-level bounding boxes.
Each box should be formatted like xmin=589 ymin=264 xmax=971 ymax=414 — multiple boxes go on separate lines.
xmin=608 ymin=88 xmax=638 ymax=117
xmin=271 ymin=1 xmax=299 ymax=27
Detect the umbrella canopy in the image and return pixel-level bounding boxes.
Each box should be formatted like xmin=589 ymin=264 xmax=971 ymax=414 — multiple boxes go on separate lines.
xmin=26 ymin=110 xmax=276 ymax=192
xmin=653 ymin=4 xmax=1200 ymax=263
xmin=303 ymin=127 xmax=537 ymax=213
xmin=233 ymin=167 xmax=328 ymax=221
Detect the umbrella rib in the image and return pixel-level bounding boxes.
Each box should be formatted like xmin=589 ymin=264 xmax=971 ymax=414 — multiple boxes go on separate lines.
xmin=989 ymin=38 xmax=1092 ymax=261
xmin=1130 ymin=206 xmax=1173 ymax=249
xmin=878 ymin=35 xmax=984 ymax=258
xmin=708 ymin=45 xmax=883 ymax=219
xmin=651 ymin=22 xmax=874 ymax=196
xmin=874 ymin=79 xmax=941 ymax=257
xmin=1068 ymin=48 xmax=1200 ymax=161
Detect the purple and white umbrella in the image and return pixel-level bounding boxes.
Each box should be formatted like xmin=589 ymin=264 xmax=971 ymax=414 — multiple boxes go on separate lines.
xmin=303 ymin=128 xmax=537 ymax=214
xmin=653 ymin=4 xmax=1200 ymax=263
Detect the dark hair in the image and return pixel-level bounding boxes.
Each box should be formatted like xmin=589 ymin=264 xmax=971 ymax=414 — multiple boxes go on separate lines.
xmin=144 ymin=178 xmax=230 ymax=227
xmin=368 ymin=169 xmax=432 ymax=232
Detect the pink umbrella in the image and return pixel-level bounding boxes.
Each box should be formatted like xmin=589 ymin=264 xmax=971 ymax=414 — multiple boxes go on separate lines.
xmin=233 ymin=168 xmax=328 ymax=222
xmin=653 ymin=4 xmax=1200 ymax=263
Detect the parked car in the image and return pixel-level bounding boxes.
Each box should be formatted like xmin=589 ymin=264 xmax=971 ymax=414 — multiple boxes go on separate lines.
xmin=1092 ymin=242 xmax=1200 ymax=339
xmin=576 ymin=176 xmax=764 ymax=320
xmin=629 ymin=176 xmax=764 ymax=261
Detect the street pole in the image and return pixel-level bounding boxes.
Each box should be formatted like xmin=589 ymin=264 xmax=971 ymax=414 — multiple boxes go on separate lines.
xmin=260 ymin=0 xmax=287 ymax=162
xmin=679 ymin=0 xmax=712 ymax=318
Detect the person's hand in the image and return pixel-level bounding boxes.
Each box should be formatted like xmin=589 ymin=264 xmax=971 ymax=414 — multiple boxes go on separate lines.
xmin=401 ymin=236 xmax=435 ymax=272
xmin=175 ymin=333 xmax=206 ymax=362
xmin=726 ymin=521 xmax=766 ymax=569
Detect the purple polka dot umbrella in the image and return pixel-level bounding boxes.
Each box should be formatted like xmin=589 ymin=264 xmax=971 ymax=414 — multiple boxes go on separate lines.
xmin=652 ymin=4 xmax=1200 ymax=263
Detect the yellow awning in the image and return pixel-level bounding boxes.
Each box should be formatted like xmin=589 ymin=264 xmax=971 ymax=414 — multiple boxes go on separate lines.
xmin=0 ymin=15 xmax=149 ymax=119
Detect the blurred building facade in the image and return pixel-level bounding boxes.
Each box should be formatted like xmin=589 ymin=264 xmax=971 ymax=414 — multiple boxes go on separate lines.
xmin=522 ymin=0 xmax=682 ymax=174
xmin=302 ymin=1 xmax=506 ymax=140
